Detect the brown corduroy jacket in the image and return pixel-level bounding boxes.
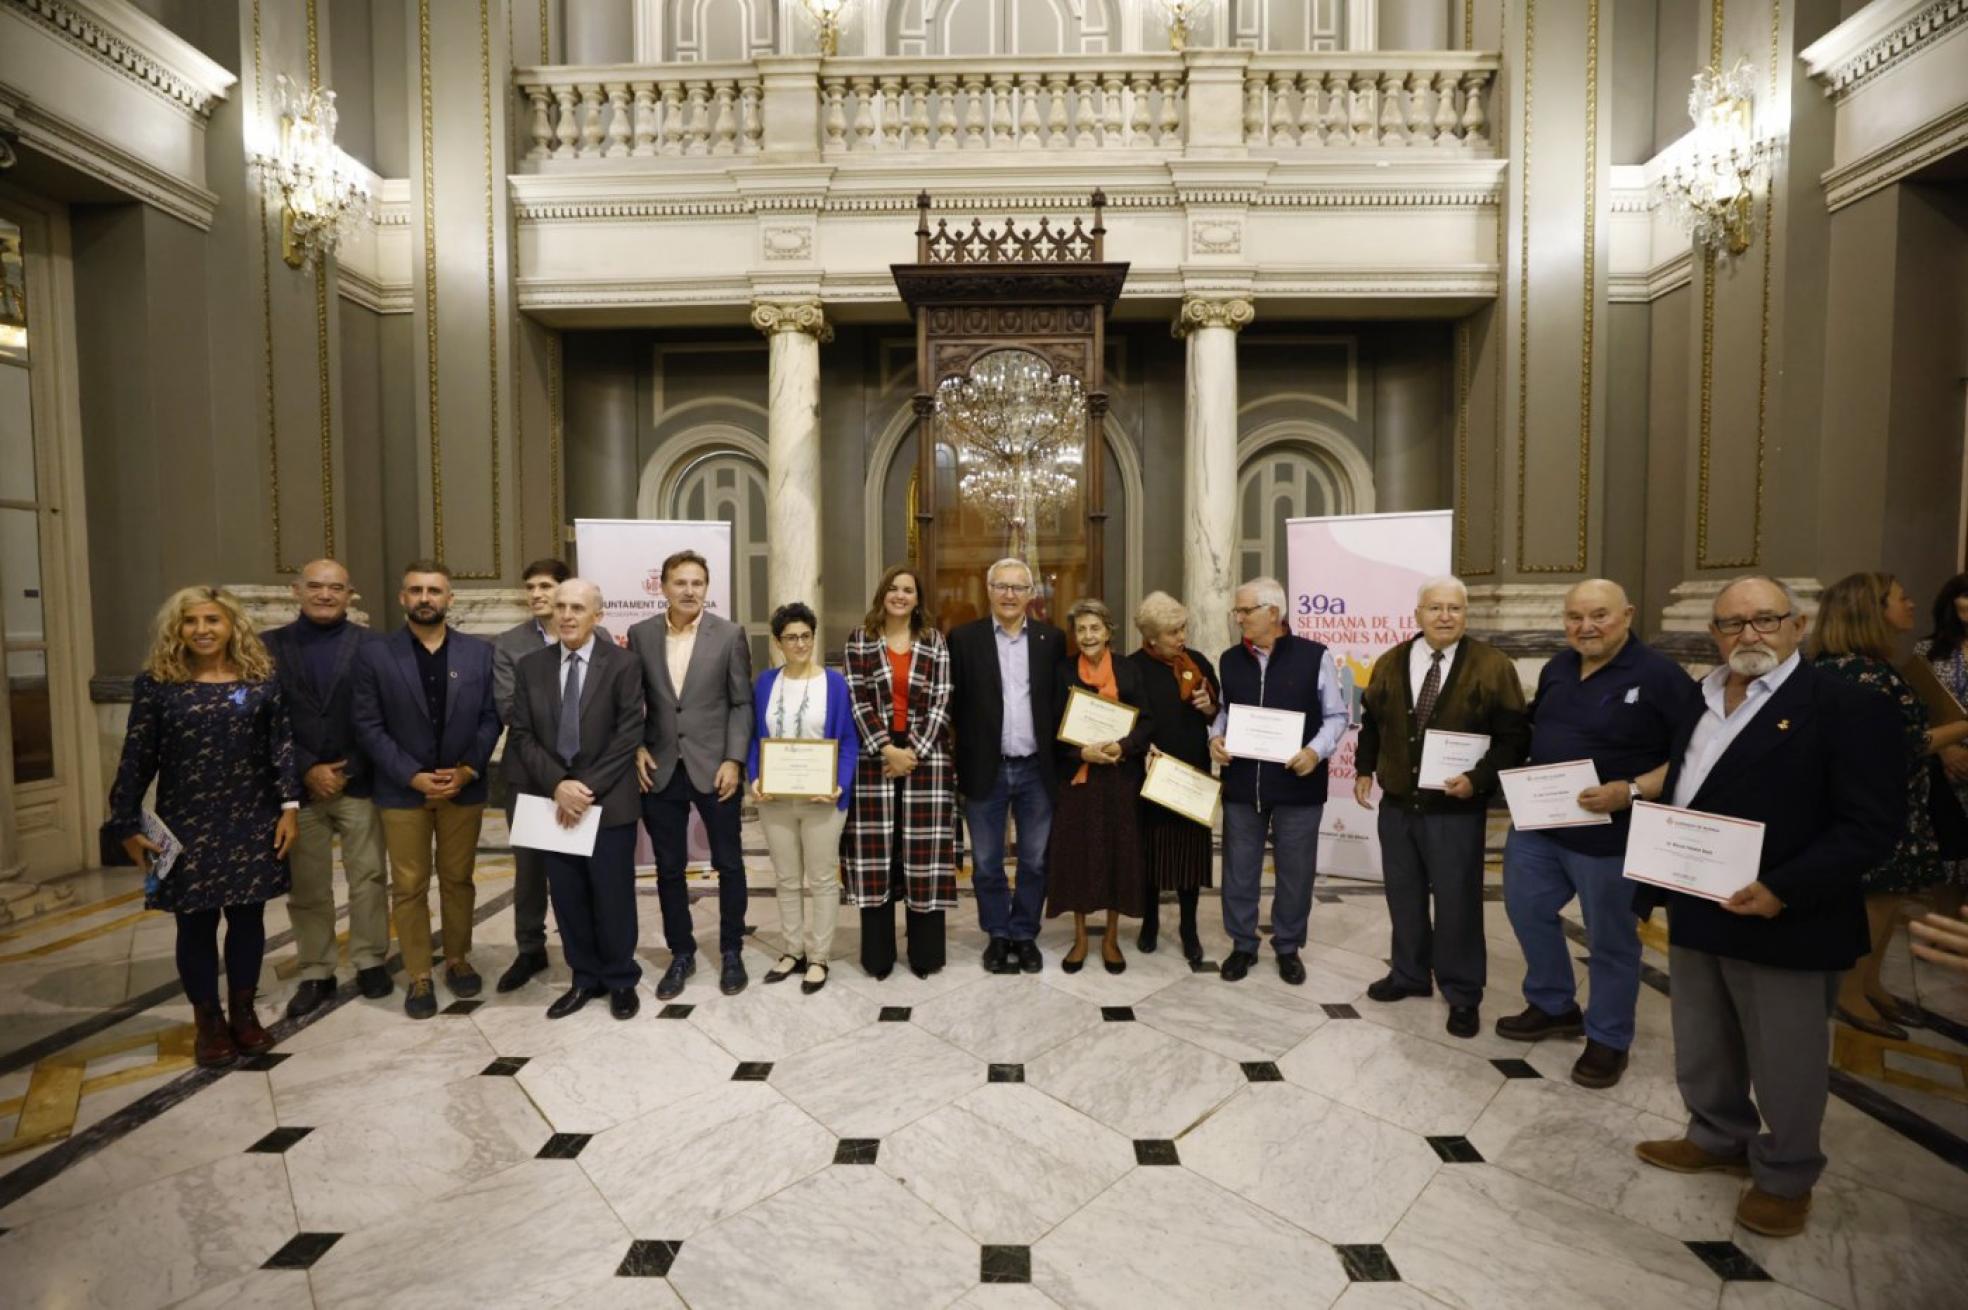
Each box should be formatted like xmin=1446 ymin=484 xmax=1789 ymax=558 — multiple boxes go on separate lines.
xmin=1355 ymin=635 xmax=1531 ymax=814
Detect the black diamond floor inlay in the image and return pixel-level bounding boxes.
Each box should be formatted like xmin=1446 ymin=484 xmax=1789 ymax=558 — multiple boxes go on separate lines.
xmin=1316 ymin=892 xmax=1342 ymax=903
xmin=658 ymin=1003 xmax=694 ymax=1019
xmin=441 ymin=999 xmax=482 ymax=1015
xmin=1133 ymin=1139 xmax=1180 ymax=1166
xmin=1335 ymin=1243 xmax=1401 ymax=1282
xmin=536 ymin=1133 xmax=593 ymax=1160
xmin=261 ymin=1231 xmax=343 ymax=1270
xmin=732 ymin=1061 xmax=773 ymax=1081
xmin=1426 ymin=1136 xmax=1484 ymax=1163
xmin=879 ymin=1006 xmax=912 ymax=1022
xmin=481 ymin=1057 xmax=529 ymax=1077
xmin=1491 ymin=1058 xmax=1542 ymax=1079
xmin=236 ymin=1052 xmax=291 ymax=1071
xmin=1101 ymin=1006 xmax=1136 ymax=1022
xmin=989 ymin=1063 xmax=1025 ymax=1083
xmin=1241 ymin=1062 xmax=1284 ymax=1082
xmin=1684 ymin=1240 xmax=1772 ymax=1282
xmin=835 ymin=1138 xmax=881 ymax=1164
xmin=617 ymin=1239 xmax=682 ymax=1277
xmin=1189 ymin=960 xmax=1221 ymax=974
xmin=1322 ymin=1003 xmax=1360 ymax=1019
xmin=981 ymin=1244 xmax=1032 ymax=1283
xmin=246 ymin=1126 xmax=314 ymax=1154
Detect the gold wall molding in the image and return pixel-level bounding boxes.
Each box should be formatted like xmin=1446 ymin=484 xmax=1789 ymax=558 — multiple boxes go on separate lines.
xmin=539 ymin=0 xmax=550 ymax=64
xmin=548 ymin=329 xmax=563 ymax=546
xmin=306 ymin=0 xmax=332 ymax=560
xmin=418 ymin=0 xmax=442 ymax=566
xmin=472 ymin=0 xmax=503 ymax=580
xmin=251 ymin=0 xmax=290 ymax=574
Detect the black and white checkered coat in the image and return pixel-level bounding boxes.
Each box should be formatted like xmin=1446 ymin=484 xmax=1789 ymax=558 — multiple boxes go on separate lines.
xmin=839 ymin=626 xmax=959 ymax=912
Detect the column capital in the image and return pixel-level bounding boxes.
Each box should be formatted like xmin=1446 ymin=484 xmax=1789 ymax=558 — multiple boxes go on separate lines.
xmin=1172 ymin=296 xmax=1255 ymax=337
xmin=750 ymin=300 xmax=834 ymax=343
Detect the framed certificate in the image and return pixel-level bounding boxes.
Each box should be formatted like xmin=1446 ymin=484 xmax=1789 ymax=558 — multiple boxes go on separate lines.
xmin=1224 ymin=704 xmax=1306 ymax=764
xmin=1142 ymin=753 xmax=1221 ymax=827
xmin=1622 ymin=801 xmax=1764 ymax=902
xmin=758 ymin=738 xmax=840 ymax=800
xmin=1058 ymin=686 xmax=1140 ymax=748
xmin=1417 ymin=729 xmax=1490 ymax=790
xmin=1499 ymin=760 xmax=1612 ymax=829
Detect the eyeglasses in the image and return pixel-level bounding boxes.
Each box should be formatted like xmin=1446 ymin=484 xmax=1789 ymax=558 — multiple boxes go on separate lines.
xmin=778 ymin=632 xmax=815 ymax=644
xmin=1229 ymin=605 xmax=1270 ymax=619
xmin=1713 ymin=612 xmax=1792 ymax=636
xmin=988 ymin=582 xmax=1032 ymax=596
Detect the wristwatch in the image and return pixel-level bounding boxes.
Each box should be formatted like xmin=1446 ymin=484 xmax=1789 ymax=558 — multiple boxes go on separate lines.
xmin=1625 ymin=780 xmax=1644 ymax=805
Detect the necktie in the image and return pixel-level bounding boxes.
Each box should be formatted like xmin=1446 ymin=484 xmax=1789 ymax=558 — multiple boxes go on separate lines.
xmin=1414 ymin=649 xmax=1444 ymax=727
xmin=557 ymin=652 xmax=583 ymax=764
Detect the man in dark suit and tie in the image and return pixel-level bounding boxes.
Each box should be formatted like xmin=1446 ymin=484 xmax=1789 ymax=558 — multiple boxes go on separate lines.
xmin=351 ymin=561 xmax=503 ymax=1019
xmin=629 ymin=549 xmax=755 ymax=999
xmin=947 ymin=558 xmax=1068 ymax=974
xmin=264 ymin=558 xmax=390 ymax=1017
xmin=1634 ymin=576 xmax=1904 ymax=1238
xmin=508 ymin=579 xmax=645 ymax=1020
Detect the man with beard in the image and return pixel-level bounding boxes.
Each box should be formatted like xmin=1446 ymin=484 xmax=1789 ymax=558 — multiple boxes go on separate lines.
xmin=352 ymin=561 xmax=503 ymax=1019
xmin=1634 ymin=576 xmax=1903 ymax=1238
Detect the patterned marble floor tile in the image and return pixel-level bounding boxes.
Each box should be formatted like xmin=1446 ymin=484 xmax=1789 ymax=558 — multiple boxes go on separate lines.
xmin=1032 ymin=937 xmax=1195 ymax=1008
xmin=551 ymin=1275 xmax=687 ymax=1309
xmin=910 ymin=976 xmax=1104 ymax=1064
xmin=1734 ymin=1171 xmax=1968 ymax=1310
xmin=1133 ymin=973 xmax=1330 ymax=1061
xmin=1278 ymin=1017 xmax=1506 ymax=1136
xmin=944 ymin=1286 xmax=1063 ymax=1309
xmin=582 ymin=1081 xmax=835 ymax=1238
xmin=1354 ymin=990 xmax=1534 ymax=1062
xmin=1330 ymin=1284 xmax=1457 ymax=1310
xmin=1030 ymin=1167 xmax=1349 ymax=1309
xmin=1717 ymin=1283 xmax=1839 ymax=1309
xmin=1522 ymin=1029 xmax=1689 ymax=1124
xmin=880 ymin=1083 xmax=1135 ymax=1244
xmin=772 ymin=1021 xmax=987 ymax=1137
xmin=668 ymin=1166 xmax=977 ymax=1310
xmin=268 ymin=1018 xmax=496 ymax=1128
xmin=831 ymin=958 xmax=995 ymax=1006
xmin=466 ymin=986 xmax=626 ymax=1062
xmin=684 ymin=969 xmax=882 ymax=1062
xmin=1025 ymin=1021 xmax=1245 ymax=1140
xmin=1818 ymin=1096 xmax=1968 ymax=1222
xmin=1384 ymin=1164 xmax=1722 ymax=1310
xmin=515 ymin=1016 xmax=737 ymax=1134
xmin=1181 ymin=1082 xmax=1441 ymax=1244
xmin=165 ymin=1268 xmax=313 ymax=1309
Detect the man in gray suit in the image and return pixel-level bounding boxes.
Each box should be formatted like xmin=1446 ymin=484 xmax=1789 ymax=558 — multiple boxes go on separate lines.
xmin=630 ymin=549 xmax=754 ymax=999
xmin=508 ymin=579 xmax=646 ymax=1020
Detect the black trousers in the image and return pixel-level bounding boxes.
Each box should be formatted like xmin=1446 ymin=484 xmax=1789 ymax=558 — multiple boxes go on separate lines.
xmin=860 ymin=814 xmax=945 ymax=976
xmin=544 ymin=822 xmax=642 ymax=991
xmin=642 ymin=769 xmax=748 ymax=957
xmin=175 ymin=903 xmax=267 ymax=1008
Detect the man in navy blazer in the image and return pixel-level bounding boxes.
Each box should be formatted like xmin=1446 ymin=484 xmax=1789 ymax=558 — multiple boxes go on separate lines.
xmin=1632 ymin=576 xmax=1904 ymax=1239
xmin=351 ymin=561 xmax=503 ymax=1019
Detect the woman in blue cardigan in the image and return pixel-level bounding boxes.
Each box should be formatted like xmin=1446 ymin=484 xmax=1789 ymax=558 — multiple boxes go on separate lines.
xmin=748 ymin=602 xmax=858 ymax=994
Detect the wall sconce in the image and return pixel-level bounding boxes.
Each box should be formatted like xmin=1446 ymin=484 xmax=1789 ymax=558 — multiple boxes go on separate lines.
xmin=1159 ymin=0 xmax=1210 ymax=51
xmin=0 ymin=231 xmax=26 ymax=356
xmin=252 ymin=74 xmax=369 ymax=271
xmin=1658 ymin=59 xmax=1776 ymax=256
xmin=802 ymin=0 xmax=850 ymax=58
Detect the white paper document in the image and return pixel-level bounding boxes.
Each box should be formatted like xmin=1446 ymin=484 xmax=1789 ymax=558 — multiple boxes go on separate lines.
xmin=1416 ymin=729 xmax=1490 ymax=790
xmin=1499 ymin=760 xmax=1612 ymax=830
xmin=510 ymin=792 xmax=601 ymax=857
xmin=1224 ymin=704 xmax=1306 ymax=764
xmin=1621 ymin=801 xmax=1764 ymax=902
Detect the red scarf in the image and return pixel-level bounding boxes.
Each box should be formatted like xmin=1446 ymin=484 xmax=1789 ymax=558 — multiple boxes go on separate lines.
xmin=1071 ymin=649 xmax=1121 ymax=786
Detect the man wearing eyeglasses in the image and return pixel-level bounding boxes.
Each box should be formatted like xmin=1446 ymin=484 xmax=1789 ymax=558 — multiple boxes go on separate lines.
xmin=1633 ymin=576 xmax=1903 ymax=1239
xmin=948 ymin=558 xmax=1069 ymax=974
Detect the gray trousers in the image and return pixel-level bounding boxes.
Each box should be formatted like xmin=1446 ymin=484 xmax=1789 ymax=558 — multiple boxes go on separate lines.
xmin=1376 ymin=805 xmax=1488 ymax=1006
xmin=1670 ymin=944 xmax=1838 ymax=1197
xmin=512 ymin=844 xmax=551 ymax=955
xmin=289 ymin=792 xmax=389 ymax=978
xmin=1221 ymin=802 xmax=1323 ymax=956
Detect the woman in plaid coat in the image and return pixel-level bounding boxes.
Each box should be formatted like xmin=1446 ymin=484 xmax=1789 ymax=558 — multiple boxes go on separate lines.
xmin=842 ymin=565 xmax=958 ymax=979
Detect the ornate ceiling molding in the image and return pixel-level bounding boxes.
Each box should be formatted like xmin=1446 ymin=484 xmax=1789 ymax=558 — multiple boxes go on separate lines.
xmin=1800 ymin=0 xmax=1967 ymax=100
xmin=1820 ymin=100 xmax=1968 ymax=211
xmin=2 ymin=0 xmax=235 ymax=119
xmin=0 ymin=87 xmax=218 ymax=228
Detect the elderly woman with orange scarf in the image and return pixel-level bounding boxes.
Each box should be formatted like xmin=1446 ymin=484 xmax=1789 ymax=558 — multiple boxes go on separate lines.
xmin=1044 ymin=598 xmax=1156 ymax=973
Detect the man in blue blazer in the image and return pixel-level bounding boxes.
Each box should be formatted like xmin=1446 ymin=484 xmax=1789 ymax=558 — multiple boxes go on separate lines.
xmin=1633 ymin=576 xmax=1904 ymax=1238
xmin=351 ymin=561 xmax=503 ymax=1019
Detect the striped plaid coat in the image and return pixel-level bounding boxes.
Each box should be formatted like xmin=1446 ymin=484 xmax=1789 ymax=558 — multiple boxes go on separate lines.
xmin=840 ymin=625 xmax=959 ymax=912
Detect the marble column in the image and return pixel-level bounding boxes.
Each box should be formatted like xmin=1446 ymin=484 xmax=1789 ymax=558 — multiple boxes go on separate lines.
xmin=752 ymin=300 xmax=833 ymax=647
xmin=1175 ymin=296 xmax=1253 ymax=654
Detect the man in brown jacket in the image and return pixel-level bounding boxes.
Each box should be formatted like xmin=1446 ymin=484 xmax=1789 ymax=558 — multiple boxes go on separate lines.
xmin=1354 ymin=576 xmax=1530 ymax=1038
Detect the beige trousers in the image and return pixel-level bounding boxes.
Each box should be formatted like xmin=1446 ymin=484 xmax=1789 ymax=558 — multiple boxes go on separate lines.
xmin=380 ymin=801 xmax=484 ymax=979
xmin=756 ymin=799 xmax=847 ymax=962
xmin=289 ymin=792 xmax=390 ymax=978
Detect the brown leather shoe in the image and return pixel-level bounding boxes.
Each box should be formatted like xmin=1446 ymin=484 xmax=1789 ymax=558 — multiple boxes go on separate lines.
xmin=1634 ymin=1138 xmax=1749 ymax=1175
xmin=1736 ymin=1185 xmax=1811 ymax=1237
xmin=193 ymin=1003 xmax=239 ymax=1067
xmin=1570 ymin=1039 xmax=1630 ymax=1089
xmin=229 ymin=988 xmax=275 ymax=1056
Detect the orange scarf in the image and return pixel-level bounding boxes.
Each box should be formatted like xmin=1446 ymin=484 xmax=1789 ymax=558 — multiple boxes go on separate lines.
xmin=1071 ymin=649 xmax=1121 ymax=786
xmin=1141 ymin=640 xmax=1207 ymax=706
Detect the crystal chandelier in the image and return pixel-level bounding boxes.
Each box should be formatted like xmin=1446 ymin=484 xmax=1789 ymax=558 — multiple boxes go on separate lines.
xmin=938 ymin=350 xmax=1086 ymax=542
xmin=253 ymin=74 xmax=370 ymax=271
xmin=1657 ymin=59 xmax=1775 ymax=257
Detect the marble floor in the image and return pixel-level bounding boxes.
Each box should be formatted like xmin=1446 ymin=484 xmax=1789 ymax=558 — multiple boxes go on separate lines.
xmin=2 ymin=831 xmax=1967 ymax=1310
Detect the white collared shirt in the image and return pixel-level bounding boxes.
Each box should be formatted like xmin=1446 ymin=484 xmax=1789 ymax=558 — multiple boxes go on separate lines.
xmin=665 ymin=613 xmax=701 ymax=697
xmin=1670 ymin=650 xmax=1802 ymax=808
xmin=1409 ymin=638 xmax=1460 ymax=706
xmin=560 ymin=633 xmax=597 ymax=698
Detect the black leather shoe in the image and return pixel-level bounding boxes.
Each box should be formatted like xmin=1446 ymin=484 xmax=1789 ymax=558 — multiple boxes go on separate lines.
xmin=1571 ymin=1038 xmax=1629 ymax=1089
xmin=609 ymin=987 xmax=640 ymax=1020
xmin=1494 ymin=1002 xmax=1584 ymax=1042
xmin=1102 ymin=947 xmax=1127 ymax=975
xmin=1446 ymin=1005 xmax=1480 ymax=1039
xmin=1060 ymin=947 xmax=1086 ymax=975
xmin=1834 ymin=1005 xmax=1909 ymax=1042
xmin=286 ymin=978 xmax=335 ymax=1020
xmin=355 ymin=966 xmax=393 ymax=999
xmin=763 ymin=955 xmax=805 ymax=984
xmin=656 ymin=955 xmax=696 ymax=1000
xmin=444 ymin=963 xmax=483 ymax=998
xmin=1016 ymin=940 xmax=1042 ymax=974
xmin=404 ymin=978 xmax=437 ymax=1020
xmin=800 ymin=963 xmax=830 ymax=995
xmin=1180 ymin=924 xmax=1203 ymax=963
xmin=982 ymin=937 xmax=1009 ymax=972
xmin=547 ymin=985 xmax=600 ymax=1020
xmin=1220 ymin=949 xmax=1256 ymax=982
xmin=497 ymin=952 xmax=549 ymax=994
xmin=720 ymin=951 xmax=749 ymax=996
xmin=1276 ymin=952 xmax=1307 ymax=986
xmin=1366 ymin=974 xmax=1433 ymax=1003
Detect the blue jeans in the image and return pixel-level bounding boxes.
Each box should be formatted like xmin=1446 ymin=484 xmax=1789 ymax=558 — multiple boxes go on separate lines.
xmin=964 ymin=757 xmax=1053 ymax=942
xmin=1221 ymin=802 xmax=1322 ymax=956
xmin=1503 ymin=826 xmax=1642 ymax=1050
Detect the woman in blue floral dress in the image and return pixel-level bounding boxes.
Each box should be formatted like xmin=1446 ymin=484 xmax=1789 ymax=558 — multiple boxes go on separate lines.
xmin=108 ymin=587 xmax=301 ymax=1066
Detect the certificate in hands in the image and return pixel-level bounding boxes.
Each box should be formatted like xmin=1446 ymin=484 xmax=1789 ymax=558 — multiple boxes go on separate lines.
xmin=759 ymin=738 xmax=840 ymax=800
xmin=511 ymin=792 xmax=601 ymax=856
xmin=1622 ymin=801 xmax=1764 ymax=903
xmin=1141 ymin=752 xmax=1221 ymax=828
xmin=1499 ymin=760 xmax=1612 ymax=829
xmin=1057 ymin=686 xmax=1140 ymax=749
xmin=1417 ymin=730 xmax=1490 ymax=790
xmin=1224 ymin=704 xmax=1306 ymax=764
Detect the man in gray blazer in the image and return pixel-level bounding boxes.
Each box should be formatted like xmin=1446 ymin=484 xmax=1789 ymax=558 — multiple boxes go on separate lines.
xmin=629 ymin=549 xmax=754 ymax=999
xmin=508 ymin=579 xmax=646 ymax=1020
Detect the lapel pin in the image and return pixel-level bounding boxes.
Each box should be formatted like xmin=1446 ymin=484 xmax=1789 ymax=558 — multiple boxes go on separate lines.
xmin=1776 ymin=718 xmax=1789 ymax=731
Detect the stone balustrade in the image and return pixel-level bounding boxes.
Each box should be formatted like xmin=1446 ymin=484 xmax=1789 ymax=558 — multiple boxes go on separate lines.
xmin=518 ymin=60 xmax=766 ymax=160
xmin=1242 ymin=53 xmax=1492 ymax=149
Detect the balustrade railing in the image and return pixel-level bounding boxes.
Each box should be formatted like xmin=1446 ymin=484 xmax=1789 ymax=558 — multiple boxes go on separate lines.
xmin=519 ymin=61 xmax=765 ymax=159
xmin=1242 ymin=54 xmax=1491 ymax=149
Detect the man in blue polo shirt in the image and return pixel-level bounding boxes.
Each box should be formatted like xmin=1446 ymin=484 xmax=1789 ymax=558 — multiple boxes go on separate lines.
xmin=1498 ymin=579 xmax=1703 ymax=1087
